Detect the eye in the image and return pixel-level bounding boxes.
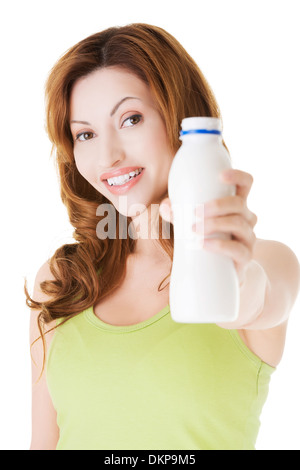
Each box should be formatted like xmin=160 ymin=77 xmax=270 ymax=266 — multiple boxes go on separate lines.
xmin=75 ymin=131 xmax=95 ymax=142
xmin=122 ymin=114 xmax=142 ymax=128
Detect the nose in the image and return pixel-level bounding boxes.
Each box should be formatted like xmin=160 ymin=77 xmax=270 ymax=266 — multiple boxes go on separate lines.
xmin=97 ymin=129 xmax=126 ymax=170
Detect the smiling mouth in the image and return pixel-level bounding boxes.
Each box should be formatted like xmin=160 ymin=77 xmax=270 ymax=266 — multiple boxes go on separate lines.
xmin=105 ymin=167 xmax=144 ymax=186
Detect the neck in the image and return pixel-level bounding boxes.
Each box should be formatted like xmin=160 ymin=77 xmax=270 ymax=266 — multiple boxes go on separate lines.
xmin=129 ymin=205 xmax=170 ymax=261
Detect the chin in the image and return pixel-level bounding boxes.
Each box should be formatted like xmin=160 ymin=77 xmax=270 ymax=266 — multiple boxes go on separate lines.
xmin=111 ymin=189 xmax=152 ymax=215
xmin=121 ymin=201 xmax=150 ymax=219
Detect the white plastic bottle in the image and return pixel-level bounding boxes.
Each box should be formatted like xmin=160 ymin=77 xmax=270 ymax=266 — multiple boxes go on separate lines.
xmin=168 ymin=117 xmax=240 ymax=323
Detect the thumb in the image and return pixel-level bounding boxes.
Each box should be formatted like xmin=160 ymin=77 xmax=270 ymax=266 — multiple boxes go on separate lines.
xmin=159 ymin=198 xmax=173 ymax=224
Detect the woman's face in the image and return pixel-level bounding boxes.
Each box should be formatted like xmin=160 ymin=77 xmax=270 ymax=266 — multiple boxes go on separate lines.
xmin=70 ymin=66 xmax=174 ymax=218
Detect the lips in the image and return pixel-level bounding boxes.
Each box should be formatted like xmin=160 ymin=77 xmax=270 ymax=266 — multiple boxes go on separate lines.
xmin=102 ymin=168 xmax=145 ymax=195
xmin=100 ymin=166 xmax=144 ymax=182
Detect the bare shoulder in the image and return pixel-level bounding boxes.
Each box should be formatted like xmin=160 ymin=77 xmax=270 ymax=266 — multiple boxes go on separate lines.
xmin=30 ymin=260 xmax=56 ymax=320
xmin=239 ymin=238 xmax=300 ymax=368
xmin=31 ymin=259 xmax=56 ymax=302
xmin=29 ymin=259 xmax=59 ymax=450
xmin=30 ymin=260 xmax=57 ymax=357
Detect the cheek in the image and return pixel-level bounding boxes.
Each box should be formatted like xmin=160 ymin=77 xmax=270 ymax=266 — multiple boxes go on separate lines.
xmin=153 ymin=134 xmax=174 ymax=174
xmin=74 ymin=156 xmax=85 ymax=178
xmin=74 ymin=153 xmax=94 ymax=183
xmin=144 ymin=127 xmax=171 ymax=161
xmin=153 ymin=123 xmax=174 ymax=161
xmin=74 ymin=152 xmax=112 ymax=200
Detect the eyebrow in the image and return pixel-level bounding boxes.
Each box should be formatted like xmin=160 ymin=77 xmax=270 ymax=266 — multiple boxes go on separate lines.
xmin=70 ymin=96 xmax=141 ymax=125
xmin=110 ymin=96 xmax=141 ymax=116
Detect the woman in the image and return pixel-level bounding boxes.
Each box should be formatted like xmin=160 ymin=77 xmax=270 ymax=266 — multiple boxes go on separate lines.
xmin=25 ymin=23 xmax=300 ymax=450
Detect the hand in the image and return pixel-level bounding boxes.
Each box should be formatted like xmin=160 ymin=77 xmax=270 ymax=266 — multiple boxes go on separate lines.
xmin=159 ymin=169 xmax=258 ymax=286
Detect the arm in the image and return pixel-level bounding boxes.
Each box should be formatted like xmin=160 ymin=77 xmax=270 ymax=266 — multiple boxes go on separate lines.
xmin=188 ymin=168 xmax=300 ymax=330
xmin=197 ymin=168 xmax=300 ymax=366
xmin=217 ymin=239 xmax=300 ymax=330
xmin=29 ymin=261 xmax=60 ymax=450
xmin=160 ymin=169 xmax=300 ymax=331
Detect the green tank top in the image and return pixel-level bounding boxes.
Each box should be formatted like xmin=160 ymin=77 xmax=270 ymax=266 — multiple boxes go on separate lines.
xmin=47 ymin=305 xmax=275 ymax=450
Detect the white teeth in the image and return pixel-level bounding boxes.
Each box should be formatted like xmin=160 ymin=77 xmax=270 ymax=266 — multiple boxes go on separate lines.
xmin=107 ymin=168 xmax=143 ymax=186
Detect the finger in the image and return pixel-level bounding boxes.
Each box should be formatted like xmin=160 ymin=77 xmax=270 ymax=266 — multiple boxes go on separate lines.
xmin=220 ymin=169 xmax=254 ymax=200
xmin=201 ymin=196 xmax=257 ymax=227
xmin=202 ymin=215 xmax=257 ymax=251
xmin=203 ymin=237 xmax=252 ymax=267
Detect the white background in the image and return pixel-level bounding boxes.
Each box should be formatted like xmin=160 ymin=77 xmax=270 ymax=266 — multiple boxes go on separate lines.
xmin=0 ymin=0 xmax=299 ymax=450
